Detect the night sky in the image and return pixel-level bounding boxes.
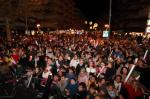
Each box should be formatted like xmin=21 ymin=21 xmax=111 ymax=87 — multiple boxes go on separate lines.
xmin=74 ymin=0 xmax=118 ymax=21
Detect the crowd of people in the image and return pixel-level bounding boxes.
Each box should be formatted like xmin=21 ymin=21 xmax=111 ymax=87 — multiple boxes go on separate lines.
xmin=0 ymin=31 xmax=150 ymax=99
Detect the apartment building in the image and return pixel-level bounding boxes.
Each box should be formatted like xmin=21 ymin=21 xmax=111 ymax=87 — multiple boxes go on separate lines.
xmin=112 ymin=0 xmax=149 ymax=32
xmin=0 ymin=0 xmax=84 ymax=30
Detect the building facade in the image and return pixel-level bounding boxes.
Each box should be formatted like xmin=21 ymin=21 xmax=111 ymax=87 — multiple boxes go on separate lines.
xmin=0 ymin=0 xmax=84 ymax=30
xmin=112 ymin=0 xmax=149 ymax=32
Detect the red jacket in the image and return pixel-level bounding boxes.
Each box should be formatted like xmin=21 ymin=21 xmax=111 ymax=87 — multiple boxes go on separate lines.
xmin=123 ymin=83 xmax=143 ymax=99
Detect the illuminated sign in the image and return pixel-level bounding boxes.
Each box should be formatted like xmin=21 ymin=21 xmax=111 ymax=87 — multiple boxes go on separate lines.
xmin=103 ymin=31 xmax=109 ymax=37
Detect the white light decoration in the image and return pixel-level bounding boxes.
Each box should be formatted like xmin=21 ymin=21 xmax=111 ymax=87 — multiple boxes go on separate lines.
xmin=105 ymin=24 xmax=109 ymax=28
xmin=31 ymin=30 xmax=35 ymax=35
xmin=89 ymin=21 xmax=93 ymax=25
xmin=85 ymin=21 xmax=88 ymax=24
xmin=37 ymin=24 xmax=40 ymax=27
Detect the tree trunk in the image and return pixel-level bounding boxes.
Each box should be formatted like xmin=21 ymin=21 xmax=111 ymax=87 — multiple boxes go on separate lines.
xmin=6 ymin=18 xmax=11 ymax=41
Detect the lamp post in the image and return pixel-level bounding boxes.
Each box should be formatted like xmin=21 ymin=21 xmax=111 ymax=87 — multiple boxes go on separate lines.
xmin=84 ymin=21 xmax=88 ymax=30
xmin=108 ymin=0 xmax=112 ymax=36
xmin=36 ymin=24 xmax=40 ymax=34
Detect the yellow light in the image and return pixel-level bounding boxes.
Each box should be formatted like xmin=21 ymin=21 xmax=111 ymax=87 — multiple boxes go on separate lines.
xmin=94 ymin=23 xmax=98 ymax=27
xmin=90 ymin=26 xmax=93 ymax=29
xmin=93 ymin=25 xmax=95 ymax=28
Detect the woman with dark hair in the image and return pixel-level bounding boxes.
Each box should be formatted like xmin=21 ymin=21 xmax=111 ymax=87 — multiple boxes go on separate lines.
xmin=86 ymin=61 xmax=96 ymax=74
xmin=114 ymin=75 xmax=122 ymax=96
xmin=104 ymin=62 xmax=115 ymax=81
xmin=120 ymin=67 xmax=129 ymax=82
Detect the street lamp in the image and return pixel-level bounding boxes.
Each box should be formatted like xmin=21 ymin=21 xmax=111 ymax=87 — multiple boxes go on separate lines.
xmin=36 ymin=24 xmax=41 ymax=34
xmin=105 ymin=24 xmax=109 ymax=28
xmin=104 ymin=24 xmax=109 ymax=30
xmin=37 ymin=24 xmax=40 ymax=29
xmin=37 ymin=24 xmax=40 ymax=28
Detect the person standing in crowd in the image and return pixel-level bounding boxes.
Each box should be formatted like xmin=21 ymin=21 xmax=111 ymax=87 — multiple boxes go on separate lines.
xmin=76 ymin=58 xmax=85 ymax=75
xmin=106 ymin=83 xmax=116 ymax=99
xmin=70 ymin=54 xmax=79 ymax=68
xmin=58 ymin=74 xmax=68 ymax=97
xmin=55 ymin=55 xmax=64 ymax=69
xmin=119 ymin=67 xmax=129 ymax=82
xmin=86 ymin=84 xmax=97 ymax=99
xmin=0 ymin=32 xmax=149 ymax=99
xmin=104 ymin=62 xmax=115 ymax=81
xmin=78 ymin=68 xmax=89 ymax=86
xmin=65 ymin=78 xmax=78 ymax=99
xmin=48 ymin=74 xmax=62 ymax=99
xmin=114 ymin=75 xmax=122 ymax=96
xmin=66 ymin=67 xmax=76 ymax=80
xmin=86 ymin=61 xmax=96 ymax=74
xmin=76 ymin=82 xmax=87 ymax=99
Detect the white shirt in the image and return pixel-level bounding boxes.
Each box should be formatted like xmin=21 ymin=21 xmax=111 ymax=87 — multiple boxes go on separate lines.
xmin=114 ymin=81 xmax=122 ymax=92
xmin=70 ymin=59 xmax=79 ymax=68
xmin=86 ymin=67 xmax=96 ymax=73
xmin=42 ymin=71 xmax=51 ymax=79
